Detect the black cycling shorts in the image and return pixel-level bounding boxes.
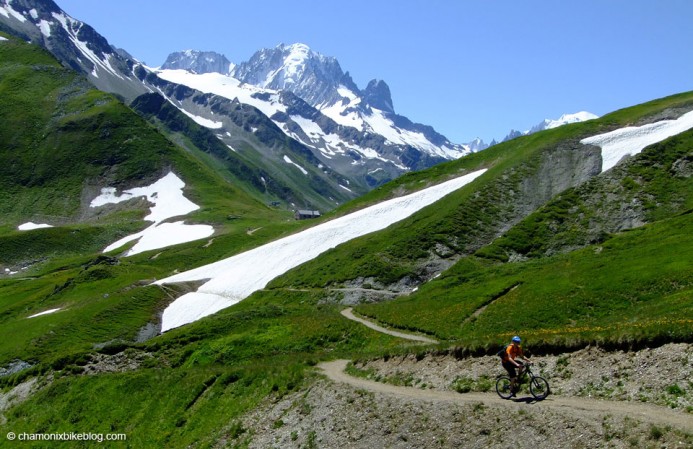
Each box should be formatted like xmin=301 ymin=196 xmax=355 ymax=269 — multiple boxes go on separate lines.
xmin=502 ymin=360 xmax=518 ymax=378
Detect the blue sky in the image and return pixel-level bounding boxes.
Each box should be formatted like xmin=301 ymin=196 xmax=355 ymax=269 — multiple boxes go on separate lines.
xmin=57 ymin=0 xmax=693 ymax=144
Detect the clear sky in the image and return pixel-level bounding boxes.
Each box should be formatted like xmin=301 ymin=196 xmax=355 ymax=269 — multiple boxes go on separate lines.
xmin=56 ymin=0 xmax=693 ymax=144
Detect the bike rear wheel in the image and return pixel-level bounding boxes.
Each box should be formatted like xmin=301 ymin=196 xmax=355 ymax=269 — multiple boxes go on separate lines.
xmin=529 ymin=376 xmax=550 ymax=400
xmin=496 ymin=376 xmax=513 ymax=399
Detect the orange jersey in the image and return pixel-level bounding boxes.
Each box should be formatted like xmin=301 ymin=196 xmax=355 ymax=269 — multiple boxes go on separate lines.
xmin=503 ymin=344 xmax=523 ymax=361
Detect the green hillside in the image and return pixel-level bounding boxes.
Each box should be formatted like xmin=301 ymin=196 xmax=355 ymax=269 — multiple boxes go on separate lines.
xmin=0 ymin=33 xmax=692 ymax=448
xmin=0 ymin=36 xmax=302 ymax=267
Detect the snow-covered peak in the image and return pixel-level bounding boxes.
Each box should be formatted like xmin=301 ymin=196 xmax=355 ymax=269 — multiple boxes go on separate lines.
xmin=467 ymin=138 xmax=489 ymax=152
xmin=501 ymin=111 xmax=600 ymax=143
xmin=231 ymin=42 xmax=351 ymax=107
xmin=281 ymin=42 xmax=312 ymax=64
xmin=530 ymin=111 xmax=598 ymax=134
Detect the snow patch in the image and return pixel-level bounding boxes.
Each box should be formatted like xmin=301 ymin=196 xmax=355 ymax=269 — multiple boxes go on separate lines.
xmin=38 ymin=19 xmax=51 ymax=37
xmin=0 ymin=4 xmax=26 ymax=22
xmin=581 ymin=111 xmax=693 ymax=173
xmin=90 ymin=172 xmax=214 ymax=256
xmin=157 ymin=168 xmax=487 ymax=331
xmin=103 ymin=221 xmax=214 ymax=255
xmin=283 ymin=155 xmax=308 ymax=175
xmin=28 ymin=308 xmax=61 ymax=319
xmin=51 ymin=12 xmax=123 ymax=80
xmin=18 ymin=222 xmax=53 ymax=231
xmin=180 ymin=109 xmax=223 ymax=129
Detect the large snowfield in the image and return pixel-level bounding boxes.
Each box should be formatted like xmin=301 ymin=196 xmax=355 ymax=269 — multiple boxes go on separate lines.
xmin=156 ymin=169 xmax=487 ymax=331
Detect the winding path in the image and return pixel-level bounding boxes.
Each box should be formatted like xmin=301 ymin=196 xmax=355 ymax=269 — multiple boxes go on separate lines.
xmin=331 ymin=309 xmax=693 ymax=431
xmin=340 ymin=308 xmax=438 ymax=344
xmin=318 ymin=360 xmax=693 ymax=431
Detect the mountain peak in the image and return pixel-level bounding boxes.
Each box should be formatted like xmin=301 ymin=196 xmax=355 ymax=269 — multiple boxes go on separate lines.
xmin=363 ymin=79 xmax=394 ymax=113
xmin=161 ymin=50 xmax=232 ymax=74
xmin=231 ymin=42 xmax=346 ymax=106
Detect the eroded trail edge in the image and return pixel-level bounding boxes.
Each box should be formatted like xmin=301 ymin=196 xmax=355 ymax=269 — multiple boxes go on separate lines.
xmin=318 ymin=359 xmax=693 ymax=431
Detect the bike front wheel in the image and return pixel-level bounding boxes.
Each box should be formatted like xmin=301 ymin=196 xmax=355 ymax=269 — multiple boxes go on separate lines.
xmin=529 ymin=376 xmax=550 ymax=400
xmin=496 ymin=376 xmax=513 ymax=399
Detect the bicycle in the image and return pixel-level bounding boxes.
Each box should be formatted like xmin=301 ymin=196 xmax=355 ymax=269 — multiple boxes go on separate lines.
xmin=496 ymin=361 xmax=550 ymax=400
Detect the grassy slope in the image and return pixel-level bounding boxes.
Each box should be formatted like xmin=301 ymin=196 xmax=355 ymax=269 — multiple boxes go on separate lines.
xmin=477 ymin=129 xmax=693 ymax=261
xmin=0 ymin=40 xmax=165 ymax=221
xmin=356 ymin=212 xmax=692 ymax=348
xmin=1 ymin=33 xmax=692 ymax=447
xmin=350 ymin=122 xmax=693 ymax=350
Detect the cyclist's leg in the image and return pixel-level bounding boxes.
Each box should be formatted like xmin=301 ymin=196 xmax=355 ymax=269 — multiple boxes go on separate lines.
xmin=502 ymin=361 xmax=518 ymax=391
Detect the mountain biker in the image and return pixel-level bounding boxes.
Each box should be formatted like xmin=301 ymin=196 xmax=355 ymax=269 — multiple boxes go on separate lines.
xmin=500 ymin=336 xmax=532 ymax=395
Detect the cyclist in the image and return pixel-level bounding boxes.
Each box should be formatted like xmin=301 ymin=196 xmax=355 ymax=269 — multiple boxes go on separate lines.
xmin=500 ymin=335 xmax=532 ymax=395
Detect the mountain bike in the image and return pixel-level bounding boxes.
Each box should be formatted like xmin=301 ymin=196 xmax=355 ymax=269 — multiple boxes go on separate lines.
xmin=496 ymin=362 xmax=550 ymax=400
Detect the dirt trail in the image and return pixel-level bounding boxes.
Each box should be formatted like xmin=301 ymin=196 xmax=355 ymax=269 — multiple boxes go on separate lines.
xmin=341 ymin=307 xmax=438 ymax=344
xmin=318 ymin=359 xmax=693 ymax=431
xmin=331 ymin=310 xmax=693 ymax=431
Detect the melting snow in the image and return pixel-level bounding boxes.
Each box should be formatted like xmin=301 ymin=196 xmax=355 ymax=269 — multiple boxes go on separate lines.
xmin=103 ymin=221 xmax=214 ymax=255
xmin=0 ymin=4 xmax=26 ymax=22
xmin=180 ymin=108 xmax=223 ymax=129
xmin=28 ymin=308 xmax=61 ymax=318
xmin=581 ymin=110 xmax=693 ymax=172
xmin=38 ymin=19 xmax=52 ymax=37
xmin=283 ymin=155 xmax=308 ymax=175
xmin=90 ymin=172 xmax=214 ymax=256
xmin=156 ymin=169 xmax=487 ymax=331
xmin=17 ymin=222 xmax=53 ymax=231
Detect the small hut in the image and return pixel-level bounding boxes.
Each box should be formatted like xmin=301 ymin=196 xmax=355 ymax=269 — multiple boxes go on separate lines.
xmin=294 ymin=210 xmax=321 ymax=220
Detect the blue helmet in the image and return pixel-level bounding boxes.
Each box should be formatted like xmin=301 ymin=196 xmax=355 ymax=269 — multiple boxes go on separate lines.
xmin=512 ymin=336 xmax=521 ymax=343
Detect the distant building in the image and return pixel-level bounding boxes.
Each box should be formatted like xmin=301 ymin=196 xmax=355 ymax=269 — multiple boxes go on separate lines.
xmin=295 ymin=210 xmax=321 ymax=220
